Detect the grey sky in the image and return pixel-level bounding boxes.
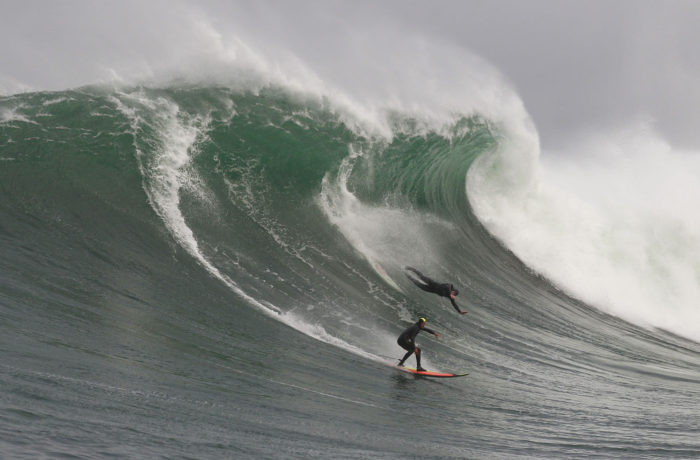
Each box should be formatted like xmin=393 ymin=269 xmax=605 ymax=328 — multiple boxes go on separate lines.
xmin=2 ymin=0 xmax=700 ymax=149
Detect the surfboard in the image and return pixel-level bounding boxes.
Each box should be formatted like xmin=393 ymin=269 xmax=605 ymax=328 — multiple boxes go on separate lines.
xmin=371 ymin=261 xmax=403 ymax=292
xmin=395 ymin=365 xmax=468 ymax=378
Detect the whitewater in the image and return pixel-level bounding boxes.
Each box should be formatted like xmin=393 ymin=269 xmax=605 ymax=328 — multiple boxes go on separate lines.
xmin=2 ymin=10 xmax=700 ymax=459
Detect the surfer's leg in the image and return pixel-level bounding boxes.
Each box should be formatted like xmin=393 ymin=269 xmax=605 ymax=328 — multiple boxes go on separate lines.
xmin=406 ymin=270 xmax=434 ymax=293
xmin=397 ymin=339 xmax=414 ymax=366
xmin=416 ymin=271 xmax=433 ymax=284
xmin=407 ymin=276 xmax=432 ymax=292
xmin=406 ymin=266 xmax=428 ymax=281
xmin=398 ymin=349 xmax=413 ymax=366
xmin=415 ymin=347 xmax=425 ymax=371
xmin=405 ymin=267 xmax=436 ymax=289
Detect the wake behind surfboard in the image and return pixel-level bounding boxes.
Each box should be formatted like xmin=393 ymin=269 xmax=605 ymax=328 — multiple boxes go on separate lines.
xmin=395 ymin=365 xmax=468 ymax=378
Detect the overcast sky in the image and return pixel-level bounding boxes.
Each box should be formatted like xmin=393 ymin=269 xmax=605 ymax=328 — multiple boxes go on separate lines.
xmin=2 ymin=0 xmax=700 ymax=149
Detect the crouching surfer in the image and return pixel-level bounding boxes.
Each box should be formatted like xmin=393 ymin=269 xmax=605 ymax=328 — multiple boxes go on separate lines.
xmin=405 ymin=266 xmax=467 ymax=315
xmin=397 ymin=317 xmax=439 ymax=371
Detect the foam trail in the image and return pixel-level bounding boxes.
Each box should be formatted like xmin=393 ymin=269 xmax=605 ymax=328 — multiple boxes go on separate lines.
xmin=114 ymin=91 xmax=280 ymax=317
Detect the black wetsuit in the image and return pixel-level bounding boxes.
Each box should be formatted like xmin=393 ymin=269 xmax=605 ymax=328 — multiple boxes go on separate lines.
xmin=397 ymin=320 xmax=437 ymax=369
xmin=405 ymin=267 xmax=464 ymax=313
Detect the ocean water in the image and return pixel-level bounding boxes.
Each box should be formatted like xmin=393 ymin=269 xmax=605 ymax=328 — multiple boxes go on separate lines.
xmin=1 ymin=84 xmax=699 ymax=459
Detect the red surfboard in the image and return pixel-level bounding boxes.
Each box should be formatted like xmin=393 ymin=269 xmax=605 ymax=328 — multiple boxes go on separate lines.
xmin=395 ymin=366 xmax=468 ymax=378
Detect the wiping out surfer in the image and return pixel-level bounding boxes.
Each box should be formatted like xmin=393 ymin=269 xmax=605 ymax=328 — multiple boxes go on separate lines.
xmin=397 ymin=317 xmax=439 ymax=371
xmin=405 ymin=266 xmax=467 ymax=315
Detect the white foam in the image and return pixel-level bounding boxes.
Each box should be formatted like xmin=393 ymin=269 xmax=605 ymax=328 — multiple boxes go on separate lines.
xmin=469 ymin=121 xmax=700 ymax=342
xmin=0 ymin=105 xmax=36 ymax=124
xmin=114 ymin=90 xmax=281 ymax=318
xmin=316 ymin=144 xmax=457 ymax=295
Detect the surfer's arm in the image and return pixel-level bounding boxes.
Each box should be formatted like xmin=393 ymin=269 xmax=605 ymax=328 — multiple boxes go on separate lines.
xmin=423 ymin=327 xmax=439 ymax=338
xmin=450 ymin=298 xmax=467 ymax=314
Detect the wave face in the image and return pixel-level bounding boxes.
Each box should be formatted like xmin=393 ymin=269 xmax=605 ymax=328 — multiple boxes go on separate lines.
xmin=2 ymin=86 xmax=700 ymax=458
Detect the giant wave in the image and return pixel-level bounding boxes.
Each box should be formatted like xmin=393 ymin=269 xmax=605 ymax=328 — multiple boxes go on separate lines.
xmin=2 ymin=35 xmax=700 ymax=457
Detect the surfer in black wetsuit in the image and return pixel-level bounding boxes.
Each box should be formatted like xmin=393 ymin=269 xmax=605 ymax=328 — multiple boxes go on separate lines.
xmin=405 ymin=266 xmax=467 ymax=314
xmin=397 ymin=317 xmax=439 ymax=371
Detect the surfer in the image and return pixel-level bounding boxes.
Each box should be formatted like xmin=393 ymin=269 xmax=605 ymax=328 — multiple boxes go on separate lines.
xmin=405 ymin=266 xmax=467 ymax=314
xmin=397 ymin=317 xmax=439 ymax=371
